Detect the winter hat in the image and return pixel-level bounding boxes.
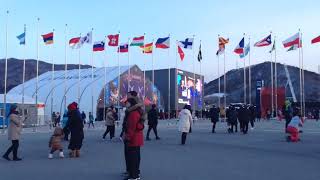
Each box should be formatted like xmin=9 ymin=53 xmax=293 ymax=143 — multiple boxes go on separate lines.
xmin=10 ymin=104 xmax=18 ymax=111
xmin=127 ymin=97 xmax=138 ymax=106
xmin=68 ymin=102 xmax=78 ymax=111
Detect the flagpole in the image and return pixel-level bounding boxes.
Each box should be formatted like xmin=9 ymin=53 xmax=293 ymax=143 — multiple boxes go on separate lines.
xmin=90 ymin=28 xmax=94 ymax=117
xmin=167 ymin=35 xmax=171 ymax=119
xmin=200 ymin=40 xmax=203 ymax=119
xmin=3 ymin=10 xmax=9 ymax=133
xmin=301 ymin=33 xmax=305 ymax=118
xmin=248 ymin=36 xmax=251 ymax=105
xmin=78 ymin=33 xmax=81 ymax=107
xmin=192 ymin=35 xmax=196 ymax=117
xmin=103 ymin=49 xmax=107 ymax=122
xmin=64 ymin=24 xmax=68 ymax=111
xmin=36 ymin=17 xmax=40 ymax=129
xmin=270 ymin=34 xmax=274 ymax=116
xmin=223 ymin=39 xmax=227 ymax=114
xmin=22 ymin=24 xmax=26 ymax=128
xmin=243 ymin=33 xmax=247 ymax=104
xmin=298 ymin=29 xmax=303 ymax=116
xmin=175 ymin=39 xmax=178 ymax=118
xmin=274 ymin=35 xmax=278 ymax=118
xmin=117 ymin=31 xmax=121 ymax=122
xmin=128 ymin=38 xmax=130 ymax=92
xmin=50 ymin=29 xmax=55 ymax=128
xmin=217 ymin=35 xmax=221 ymax=109
xmin=152 ymin=39 xmax=155 ymax=97
xmin=143 ymin=33 xmax=146 ymax=110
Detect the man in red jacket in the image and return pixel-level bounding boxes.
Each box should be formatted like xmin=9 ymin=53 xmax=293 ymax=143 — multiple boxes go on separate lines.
xmin=123 ymin=97 xmax=144 ymax=180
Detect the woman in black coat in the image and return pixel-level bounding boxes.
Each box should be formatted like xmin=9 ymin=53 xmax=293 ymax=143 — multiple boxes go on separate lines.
xmin=66 ymin=102 xmax=84 ymax=158
xmin=210 ymin=106 xmax=220 ymax=133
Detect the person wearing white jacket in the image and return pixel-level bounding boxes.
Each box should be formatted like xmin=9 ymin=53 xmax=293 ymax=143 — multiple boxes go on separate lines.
xmin=178 ymin=105 xmax=193 ymax=145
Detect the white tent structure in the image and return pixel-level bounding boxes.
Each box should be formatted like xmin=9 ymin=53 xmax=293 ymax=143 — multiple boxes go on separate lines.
xmin=8 ymin=65 xmax=136 ymax=120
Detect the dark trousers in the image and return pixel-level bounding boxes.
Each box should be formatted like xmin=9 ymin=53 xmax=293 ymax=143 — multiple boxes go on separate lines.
xmin=146 ymin=124 xmax=159 ymax=138
xmin=243 ymin=122 xmax=249 ymax=134
xmin=88 ymin=121 xmax=94 ymax=128
xmin=285 ymin=119 xmax=291 ymax=132
xmin=124 ymin=143 xmax=129 ymax=172
xmin=63 ymin=127 xmax=70 ymax=141
xmin=127 ymin=146 xmax=141 ymax=179
xmin=4 ymin=140 xmax=19 ymax=159
xmin=230 ymin=123 xmax=238 ymax=132
xmin=250 ymin=119 xmax=255 ymax=128
xmin=181 ymin=132 xmax=187 ymax=145
xmin=212 ymin=122 xmax=217 ymax=133
xmin=103 ymin=125 xmax=115 ymax=139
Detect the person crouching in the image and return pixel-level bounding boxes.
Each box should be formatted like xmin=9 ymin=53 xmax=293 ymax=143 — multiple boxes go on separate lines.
xmin=48 ymin=127 xmax=65 ymax=159
xmin=286 ymin=107 xmax=303 ymax=142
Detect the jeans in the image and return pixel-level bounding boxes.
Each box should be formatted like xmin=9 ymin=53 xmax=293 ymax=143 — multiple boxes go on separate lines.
xmin=4 ymin=140 xmax=19 ymax=159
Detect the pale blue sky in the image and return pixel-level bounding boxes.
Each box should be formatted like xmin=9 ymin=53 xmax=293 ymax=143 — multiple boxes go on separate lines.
xmin=1 ymin=0 xmax=320 ymax=82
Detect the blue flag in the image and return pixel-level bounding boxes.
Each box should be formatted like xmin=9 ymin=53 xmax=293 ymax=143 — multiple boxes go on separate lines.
xmin=17 ymin=32 xmax=26 ymax=45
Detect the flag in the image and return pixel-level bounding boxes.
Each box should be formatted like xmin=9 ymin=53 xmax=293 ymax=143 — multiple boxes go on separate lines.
xmin=118 ymin=43 xmax=129 ymax=53
xmin=41 ymin=32 xmax=54 ymax=45
xmin=234 ymin=38 xmax=245 ymax=54
xmin=197 ymin=44 xmax=202 ymax=62
xmin=155 ymin=37 xmax=170 ymax=49
xmin=178 ymin=45 xmax=185 ymax=61
xmin=283 ymin=33 xmax=300 ymax=48
xmin=240 ymin=43 xmax=250 ymax=58
xmin=130 ymin=36 xmax=144 ymax=46
xmin=254 ymin=34 xmax=271 ymax=47
xmin=80 ymin=31 xmax=92 ymax=45
xmin=216 ymin=37 xmax=229 ymax=56
xmin=269 ymin=40 xmax=276 ymax=53
xmin=287 ymin=44 xmax=299 ymax=52
xmin=140 ymin=42 xmax=153 ymax=54
xmin=17 ymin=31 xmax=26 ymax=45
xmin=107 ymin=34 xmax=119 ymax=46
xmin=93 ymin=41 xmax=105 ymax=52
xmin=178 ymin=38 xmax=194 ymax=49
xmin=311 ymin=35 xmax=320 ymax=44
xmin=69 ymin=37 xmax=81 ymax=49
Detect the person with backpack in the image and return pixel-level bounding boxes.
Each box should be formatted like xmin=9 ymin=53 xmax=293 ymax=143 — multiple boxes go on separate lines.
xmin=88 ymin=112 xmax=95 ymax=128
xmin=178 ymin=104 xmax=193 ymax=145
xmin=123 ymin=97 xmax=145 ymax=180
xmin=146 ymin=104 xmax=160 ymax=141
xmin=210 ymin=105 xmax=220 ymax=133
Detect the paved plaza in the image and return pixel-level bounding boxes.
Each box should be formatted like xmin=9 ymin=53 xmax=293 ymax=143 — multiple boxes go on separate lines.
xmin=0 ymin=120 xmax=320 ymax=180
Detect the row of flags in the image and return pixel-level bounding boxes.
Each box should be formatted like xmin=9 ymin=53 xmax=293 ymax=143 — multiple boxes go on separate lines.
xmin=15 ymin=28 xmax=320 ymax=62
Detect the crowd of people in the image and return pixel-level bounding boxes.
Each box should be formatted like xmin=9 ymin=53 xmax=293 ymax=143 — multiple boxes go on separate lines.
xmin=1 ymin=90 xmax=317 ymax=180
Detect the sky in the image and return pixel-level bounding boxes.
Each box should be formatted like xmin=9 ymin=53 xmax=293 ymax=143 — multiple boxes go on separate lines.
xmin=0 ymin=0 xmax=320 ymax=82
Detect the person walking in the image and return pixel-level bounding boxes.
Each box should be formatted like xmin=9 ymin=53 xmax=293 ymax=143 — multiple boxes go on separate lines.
xmin=2 ymin=104 xmax=24 ymax=161
xmin=286 ymin=107 xmax=303 ymax=142
xmin=61 ymin=110 xmax=70 ymax=141
xmin=88 ymin=112 xmax=95 ymax=128
xmin=67 ymin=102 xmax=84 ymax=158
xmin=227 ymin=106 xmax=238 ymax=133
xmin=123 ymin=97 xmax=145 ymax=180
xmin=283 ymin=100 xmax=293 ymax=132
xmin=178 ymin=104 xmax=193 ymax=145
xmin=103 ymin=107 xmax=116 ymax=140
xmin=81 ymin=111 xmax=86 ymax=124
xmin=249 ymin=105 xmax=256 ymax=130
xmin=210 ymin=105 xmax=220 ymax=133
xmin=52 ymin=112 xmax=57 ymax=127
xmin=146 ymin=104 xmax=160 ymax=141
xmin=55 ymin=112 xmax=61 ymax=127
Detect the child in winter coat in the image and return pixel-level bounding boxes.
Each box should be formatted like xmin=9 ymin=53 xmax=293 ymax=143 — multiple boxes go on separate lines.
xmin=286 ymin=108 xmax=303 ymax=142
xmin=48 ymin=127 xmax=65 ymax=159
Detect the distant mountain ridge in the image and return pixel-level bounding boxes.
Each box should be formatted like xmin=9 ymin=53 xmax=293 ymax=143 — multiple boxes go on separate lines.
xmin=0 ymin=58 xmax=91 ymax=94
xmin=204 ymin=61 xmax=320 ymax=104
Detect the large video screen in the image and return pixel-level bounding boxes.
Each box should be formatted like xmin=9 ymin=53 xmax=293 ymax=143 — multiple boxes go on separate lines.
xmin=177 ymin=70 xmax=203 ymax=110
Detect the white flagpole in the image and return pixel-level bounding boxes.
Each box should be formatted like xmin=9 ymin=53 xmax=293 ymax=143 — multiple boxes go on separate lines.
xmin=78 ymin=33 xmax=81 ymax=106
xmin=152 ymin=40 xmax=155 ymax=100
xmin=218 ymin=54 xmax=221 ymax=107
xmin=301 ymin=33 xmax=305 ymax=118
xmin=270 ymin=42 xmax=274 ymax=116
xmin=103 ymin=48 xmax=107 ymax=121
xmin=91 ymin=28 xmax=94 ymax=116
xmin=50 ymin=29 xmax=55 ymax=127
xmin=36 ymin=17 xmax=40 ymax=128
xmin=200 ymin=40 xmax=203 ymax=119
xmin=3 ymin=10 xmax=9 ymax=132
xmin=128 ymin=38 xmax=131 ymax=92
xmin=117 ymin=31 xmax=120 ymax=122
xmin=143 ymin=33 xmax=146 ymax=110
xmin=175 ymin=39 xmax=178 ymax=118
xmin=223 ymin=43 xmax=227 ymax=119
xmin=248 ymin=36 xmax=252 ymax=105
xmin=192 ymin=35 xmax=196 ymax=117
xmin=22 ymin=24 xmax=26 ymax=127
xmin=298 ymin=29 xmax=303 ymax=116
xmin=64 ymin=24 xmax=68 ymax=111
xmin=243 ymin=33 xmax=247 ymax=104
xmin=274 ymin=35 xmax=278 ymax=118
xmin=167 ymin=36 xmax=171 ymax=119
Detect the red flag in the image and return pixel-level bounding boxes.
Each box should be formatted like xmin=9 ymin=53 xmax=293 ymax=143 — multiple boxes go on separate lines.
xmin=178 ymin=45 xmax=184 ymax=61
xmin=107 ymin=34 xmax=119 ymax=46
xmin=311 ymin=35 xmax=320 ymax=44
